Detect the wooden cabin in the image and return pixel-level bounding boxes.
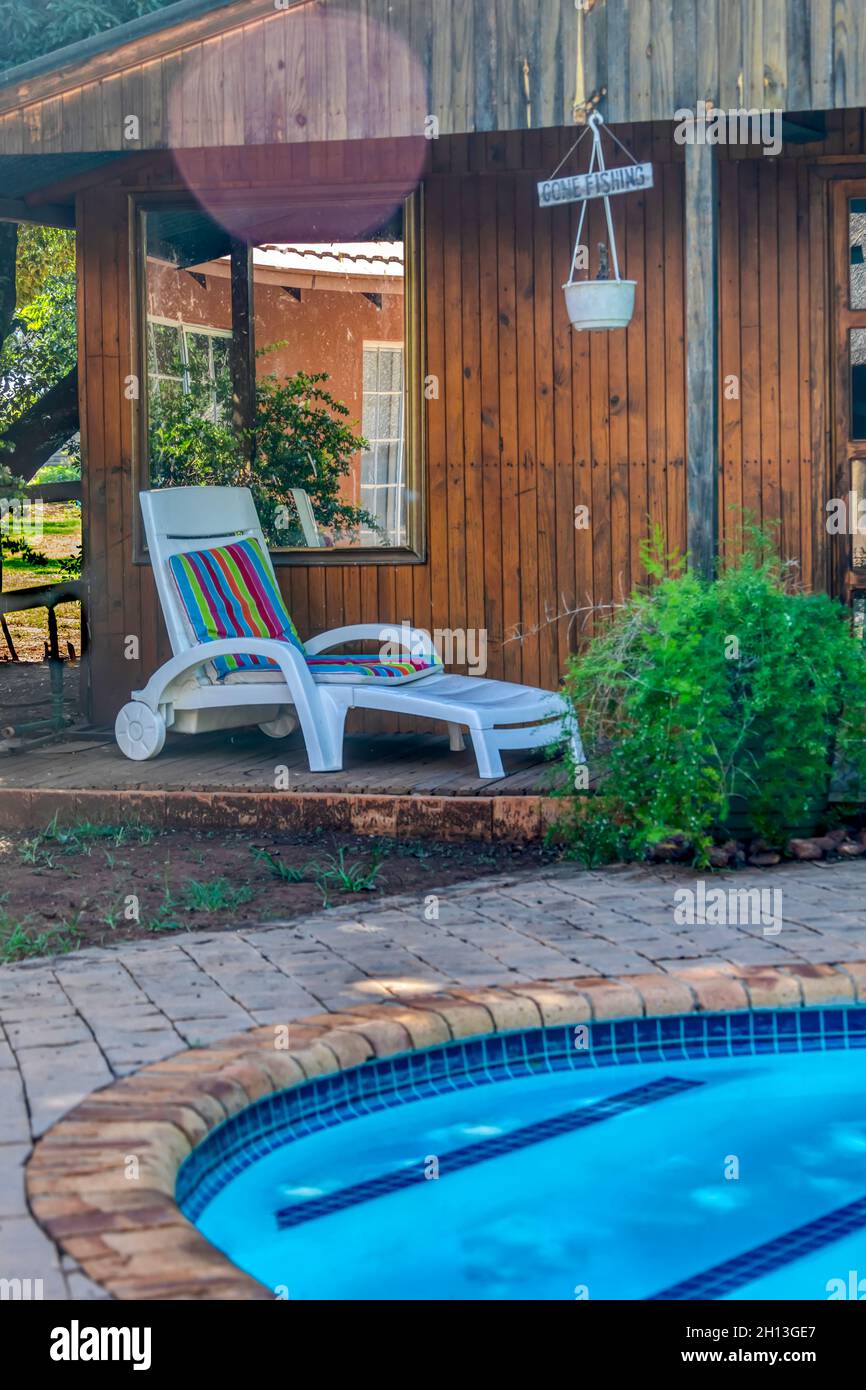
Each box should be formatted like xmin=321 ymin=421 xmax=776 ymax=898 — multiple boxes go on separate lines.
xmin=2 ymin=0 xmax=866 ymax=727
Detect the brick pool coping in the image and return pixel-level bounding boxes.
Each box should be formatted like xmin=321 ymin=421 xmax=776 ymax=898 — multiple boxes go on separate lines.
xmin=26 ymin=962 xmax=866 ymax=1301
xmin=0 ymin=787 xmax=558 ymax=840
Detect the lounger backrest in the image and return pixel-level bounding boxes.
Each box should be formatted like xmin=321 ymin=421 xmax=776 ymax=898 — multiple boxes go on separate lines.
xmin=140 ymin=486 xmax=277 ymax=657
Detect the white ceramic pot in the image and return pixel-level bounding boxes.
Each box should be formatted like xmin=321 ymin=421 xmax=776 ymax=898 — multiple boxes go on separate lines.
xmin=563 ymin=279 xmax=636 ymax=330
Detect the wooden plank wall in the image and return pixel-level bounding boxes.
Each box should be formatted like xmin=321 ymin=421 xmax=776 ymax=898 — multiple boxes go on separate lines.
xmin=78 ymin=116 xmax=852 ymax=726
xmin=590 ymin=0 xmax=866 ymax=123
xmin=79 ymin=127 xmax=689 ymax=724
xmin=4 ymin=0 xmax=866 ymax=156
xmin=0 ymin=0 xmax=580 ymax=153
xmin=713 ymin=112 xmax=864 ymax=595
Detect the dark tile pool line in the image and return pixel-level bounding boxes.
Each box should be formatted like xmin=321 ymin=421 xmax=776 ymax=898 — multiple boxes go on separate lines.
xmin=648 ymin=1193 xmax=866 ymax=1300
xmin=178 ymin=1005 xmax=866 ymax=1223
xmin=275 ymin=1074 xmax=701 ymax=1230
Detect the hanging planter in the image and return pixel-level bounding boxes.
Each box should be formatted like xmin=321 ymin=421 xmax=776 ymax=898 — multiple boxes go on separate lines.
xmin=538 ymin=112 xmax=652 ymax=333
xmin=563 ymin=278 xmax=636 ymax=331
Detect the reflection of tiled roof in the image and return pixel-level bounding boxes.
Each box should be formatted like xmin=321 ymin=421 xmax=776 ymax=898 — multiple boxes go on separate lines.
xmin=253 ymin=243 xmax=404 ymax=278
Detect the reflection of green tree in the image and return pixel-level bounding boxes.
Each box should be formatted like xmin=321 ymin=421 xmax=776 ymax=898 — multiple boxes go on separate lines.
xmin=148 ymin=368 xmax=378 ymax=547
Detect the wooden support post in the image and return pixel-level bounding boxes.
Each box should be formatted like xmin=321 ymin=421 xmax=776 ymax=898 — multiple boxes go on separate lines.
xmin=685 ymin=140 xmax=719 ymax=578
xmin=229 ymin=237 xmax=256 ymax=467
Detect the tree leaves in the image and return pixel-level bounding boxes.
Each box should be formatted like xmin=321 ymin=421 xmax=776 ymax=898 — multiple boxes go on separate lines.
xmin=560 ymin=533 xmax=866 ymax=865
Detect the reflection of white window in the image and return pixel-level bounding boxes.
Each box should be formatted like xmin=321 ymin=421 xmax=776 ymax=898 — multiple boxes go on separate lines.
xmin=361 ymin=342 xmax=405 ymax=546
xmin=147 ymin=318 xmax=231 ymax=423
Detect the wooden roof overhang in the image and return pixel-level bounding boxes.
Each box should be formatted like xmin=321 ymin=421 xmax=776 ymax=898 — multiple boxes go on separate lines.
xmin=0 ymin=0 xmax=580 ymax=159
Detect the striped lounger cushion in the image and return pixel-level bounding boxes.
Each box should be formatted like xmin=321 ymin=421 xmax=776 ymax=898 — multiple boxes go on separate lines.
xmin=169 ymin=539 xmax=442 ymax=684
xmin=305 ymin=655 xmax=441 ymax=683
xmin=169 ymin=537 xmax=305 ymax=680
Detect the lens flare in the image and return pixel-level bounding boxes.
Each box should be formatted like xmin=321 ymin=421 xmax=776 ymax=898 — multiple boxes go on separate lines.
xmin=166 ymin=4 xmax=429 ymax=241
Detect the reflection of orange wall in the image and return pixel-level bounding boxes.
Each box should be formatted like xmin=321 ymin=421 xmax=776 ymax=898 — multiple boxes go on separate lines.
xmin=148 ymin=261 xmax=404 ymax=505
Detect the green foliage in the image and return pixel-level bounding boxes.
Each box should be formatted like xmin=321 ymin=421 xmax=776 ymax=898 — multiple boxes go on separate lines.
xmin=253 ymin=369 xmax=376 ymax=543
xmin=21 ymin=816 xmax=153 ymax=864
xmin=558 ymin=530 xmax=866 ymax=867
xmin=0 ymin=532 xmax=49 ymax=567
xmin=0 ymin=1 xmax=176 ymax=73
xmin=252 ymin=847 xmax=305 ymax=882
xmin=56 ymin=544 xmax=83 ymax=579
xmin=0 ymin=271 xmax=77 ymax=431
xmin=15 ymin=227 xmax=75 ymax=306
xmin=0 ymin=900 xmax=80 ymax=962
xmin=147 ymin=373 xmax=240 ymax=488
xmin=0 ymin=230 xmax=79 ymax=512
xmin=250 ymin=843 xmax=384 ymax=899
xmin=0 ymin=228 xmax=79 ymax=537
xmin=31 ymin=460 xmax=81 ymax=484
xmin=148 ymin=367 xmax=376 ymax=546
xmin=309 ymin=848 xmax=383 ymax=904
xmin=182 ymin=877 xmax=253 ymax=913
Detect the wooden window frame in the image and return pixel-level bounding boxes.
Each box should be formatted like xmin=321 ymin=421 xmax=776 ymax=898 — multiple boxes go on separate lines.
xmin=130 ymin=185 xmax=426 ymax=566
xmin=146 ymin=317 xmax=233 ymax=423
xmin=831 ymin=179 xmax=866 ymax=601
xmin=359 ymin=340 xmax=406 ymax=546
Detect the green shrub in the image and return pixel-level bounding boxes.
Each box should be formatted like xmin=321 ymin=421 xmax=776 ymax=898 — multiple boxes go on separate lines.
xmin=557 ymin=532 xmax=866 ymax=867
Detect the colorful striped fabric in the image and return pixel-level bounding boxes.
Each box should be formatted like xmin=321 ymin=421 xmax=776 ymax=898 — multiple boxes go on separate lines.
xmin=307 ymin=655 xmax=441 ymax=681
xmin=170 ymin=538 xmax=443 ymax=684
xmin=169 ymin=537 xmax=304 ymax=680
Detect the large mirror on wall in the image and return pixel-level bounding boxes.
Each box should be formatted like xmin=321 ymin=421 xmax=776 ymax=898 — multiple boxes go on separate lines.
xmin=140 ymin=193 xmax=420 ymax=556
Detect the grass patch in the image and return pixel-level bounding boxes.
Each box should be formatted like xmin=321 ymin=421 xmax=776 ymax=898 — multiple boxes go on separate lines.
xmin=142 ymin=873 xmax=254 ymax=931
xmin=252 ymin=847 xmax=305 ymax=882
xmin=309 ymin=848 xmax=383 ymax=904
xmin=251 ymin=843 xmax=384 ymax=904
xmin=19 ymin=816 xmax=155 ymax=868
xmin=0 ymin=904 xmax=81 ymax=963
xmin=182 ymin=877 xmax=254 ymax=914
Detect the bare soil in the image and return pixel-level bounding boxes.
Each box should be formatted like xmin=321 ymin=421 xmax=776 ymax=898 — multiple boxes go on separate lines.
xmin=0 ymin=822 xmax=560 ymax=961
xmin=0 ymin=659 xmax=81 ymax=737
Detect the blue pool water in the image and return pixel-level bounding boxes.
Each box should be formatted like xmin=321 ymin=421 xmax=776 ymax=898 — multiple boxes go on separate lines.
xmin=180 ymin=1009 xmax=866 ymax=1300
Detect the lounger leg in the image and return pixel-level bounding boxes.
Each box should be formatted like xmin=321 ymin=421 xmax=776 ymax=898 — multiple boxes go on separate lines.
xmin=302 ymin=693 xmax=348 ymax=772
xmin=469 ymin=730 xmax=505 ymax=780
xmin=447 ymin=723 xmax=466 ymax=752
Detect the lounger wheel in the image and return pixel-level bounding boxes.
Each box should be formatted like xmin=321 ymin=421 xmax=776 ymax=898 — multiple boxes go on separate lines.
xmin=258 ymin=710 xmax=299 ymax=739
xmin=115 ymin=702 xmax=166 ymax=761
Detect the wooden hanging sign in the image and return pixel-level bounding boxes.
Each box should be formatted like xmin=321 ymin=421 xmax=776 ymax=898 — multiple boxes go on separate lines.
xmin=537 ymin=162 xmax=654 ymax=208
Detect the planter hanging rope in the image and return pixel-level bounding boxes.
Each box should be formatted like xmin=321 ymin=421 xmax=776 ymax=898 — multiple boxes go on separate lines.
xmin=538 ymin=112 xmax=654 ymax=332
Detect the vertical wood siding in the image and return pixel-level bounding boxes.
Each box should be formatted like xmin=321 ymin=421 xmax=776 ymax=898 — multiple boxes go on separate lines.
xmin=7 ymin=1 xmax=866 ymax=155
xmin=77 ymin=123 xmax=841 ymax=725
xmin=78 ymin=130 xmax=688 ymax=722
xmin=716 ymin=144 xmax=837 ymax=593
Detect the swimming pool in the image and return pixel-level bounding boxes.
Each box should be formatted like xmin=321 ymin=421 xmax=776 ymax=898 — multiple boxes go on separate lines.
xmin=178 ymin=1008 xmax=866 ymax=1300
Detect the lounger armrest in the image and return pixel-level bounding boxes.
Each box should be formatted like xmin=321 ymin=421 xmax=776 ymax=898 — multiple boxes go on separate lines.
xmin=134 ymin=638 xmax=316 ymax=709
xmin=304 ymin=623 xmax=442 ymax=664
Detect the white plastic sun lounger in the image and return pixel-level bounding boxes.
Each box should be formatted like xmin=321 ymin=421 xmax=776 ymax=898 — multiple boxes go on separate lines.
xmin=115 ymin=486 xmax=582 ymax=778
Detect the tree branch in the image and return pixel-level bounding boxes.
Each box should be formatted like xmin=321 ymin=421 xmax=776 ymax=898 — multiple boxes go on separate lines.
xmin=0 ymin=365 xmax=79 ymax=482
xmin=0 ymin=221 xmax=18 ymax=346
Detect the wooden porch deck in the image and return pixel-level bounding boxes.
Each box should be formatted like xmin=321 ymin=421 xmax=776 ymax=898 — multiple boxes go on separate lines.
xmin=0 ymin=726 xmax=567 ymax=797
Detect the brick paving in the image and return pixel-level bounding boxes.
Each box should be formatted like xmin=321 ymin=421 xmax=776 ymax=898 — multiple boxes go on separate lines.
xmin=1 ymin=857 xmax=865 ymax=1299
